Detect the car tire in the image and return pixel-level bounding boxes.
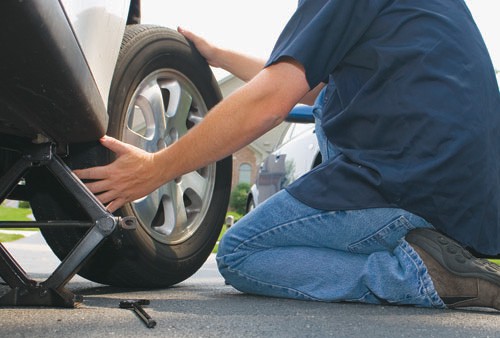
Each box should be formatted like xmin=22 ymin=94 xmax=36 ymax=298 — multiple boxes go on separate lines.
xmin=27 ymin=25 xmax=232 ymax=288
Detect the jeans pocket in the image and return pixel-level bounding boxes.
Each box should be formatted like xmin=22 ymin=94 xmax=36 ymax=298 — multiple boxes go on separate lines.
xmin=347 ymin=216 xmax=413 ymax=254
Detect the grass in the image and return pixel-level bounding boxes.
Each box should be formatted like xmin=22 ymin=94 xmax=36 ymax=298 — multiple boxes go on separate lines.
xmin=212 ymin=211 xmax=244 ymax=253
xmin=0 ymin=233 xmax=24 ymax=242
xmin=0 ymin=205 xmax=34 ymax=222
xmin=212 ymin=225 xmax=227 ymax=254
xmin=0 ymin=205 xmax=39 ymax=242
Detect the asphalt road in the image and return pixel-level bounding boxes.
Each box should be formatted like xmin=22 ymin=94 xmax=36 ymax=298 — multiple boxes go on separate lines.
xmin=0 ymin=233 xmax=499 ymax=337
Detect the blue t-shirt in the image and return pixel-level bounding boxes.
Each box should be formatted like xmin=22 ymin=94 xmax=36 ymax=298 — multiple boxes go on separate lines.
xmin=266 ymin=0 xmax=500 ymax=255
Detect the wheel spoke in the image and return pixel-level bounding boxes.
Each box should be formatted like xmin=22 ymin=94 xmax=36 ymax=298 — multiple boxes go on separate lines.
xmin=161 ymin=80 xmax=192 ymax=142
xmin=123 ymin=126 xmax=152 ymax=151
xmin=188 ymin=115 xmax=203 ymax=126
xmin=180 ymin=171 xmax=208 ymax=200
xmin=124 ymin=84 xmax=168 ymax=153
xmin=161 ymin=80 xmax=192 ymax=118
xmin=171 ymin=181 xmax=189 ymax=235
xmin=140 ymin=81 xmax=168 ymax=138
xmin=131 ymin=189 xmax=161 ymax=227
xmin=152 ymin=181 xmax=188 ymax=236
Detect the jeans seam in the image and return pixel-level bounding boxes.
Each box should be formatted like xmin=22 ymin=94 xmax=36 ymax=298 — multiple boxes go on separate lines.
xmin=232 ymin=213 xmax=325 ymax=253
xmin=347 ymin=215 xmax=413 ymax=253
xmin=225 ymin=264 xmax=323 ymax=302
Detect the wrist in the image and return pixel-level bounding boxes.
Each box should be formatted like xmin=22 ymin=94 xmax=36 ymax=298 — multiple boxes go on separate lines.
xmin=151 ymin=149 xmax=171 ymax=185
xmin=207 ymin=46 xmax=225 ymax=69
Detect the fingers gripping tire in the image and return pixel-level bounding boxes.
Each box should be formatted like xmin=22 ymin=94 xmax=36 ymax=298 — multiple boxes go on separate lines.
xmin=29 ymin=25 xmax=232 ymax=287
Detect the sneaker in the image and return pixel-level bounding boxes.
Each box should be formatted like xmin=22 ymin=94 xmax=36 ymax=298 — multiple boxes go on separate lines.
xmin=406 ymin=228 xmax=500 ymax=310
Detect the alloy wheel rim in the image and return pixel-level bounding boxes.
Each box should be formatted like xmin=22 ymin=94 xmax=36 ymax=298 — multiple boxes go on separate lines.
xmin=123 ymin=69 xmax=215 ymax=244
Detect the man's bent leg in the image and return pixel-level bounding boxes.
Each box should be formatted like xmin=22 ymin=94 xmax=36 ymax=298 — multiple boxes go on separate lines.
xmin=216 ymin=190 xmax=444 ymax=308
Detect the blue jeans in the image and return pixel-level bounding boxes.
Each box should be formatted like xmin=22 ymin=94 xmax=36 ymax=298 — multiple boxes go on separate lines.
xmin=217 ymin=89 xmax=444 ymax=307
xmin=216 ymin=192 xmax=444 ymax=307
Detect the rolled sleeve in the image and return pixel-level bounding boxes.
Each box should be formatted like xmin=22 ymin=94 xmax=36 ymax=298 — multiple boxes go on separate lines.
xmin=265 ymin=0 xmax=388 ymax=88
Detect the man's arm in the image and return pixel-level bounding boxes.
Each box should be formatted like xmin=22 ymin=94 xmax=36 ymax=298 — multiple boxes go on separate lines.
xmin=179 ymin=27 xmax=323 ymax=105
xmin=74 ymin=59 xmax=310 ymax=212
xmin=178 ymin=27 xmax=265 ymax=82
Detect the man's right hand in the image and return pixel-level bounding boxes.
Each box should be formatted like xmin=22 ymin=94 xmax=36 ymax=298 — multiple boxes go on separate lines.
xmin=74 ymin=136 xmax=163 ymax=213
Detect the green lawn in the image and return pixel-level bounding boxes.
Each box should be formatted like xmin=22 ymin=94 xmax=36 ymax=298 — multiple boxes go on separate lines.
xmin=0 ymin=205 xmax=33 ymax=221
xmin=0 ymin=206 xmax=38 ymax=242
xmin=212 ymin=211 xmax=243 ymax=253
xmin=212 ymin=225 xmax=227 ymax=254
xmin=0 ymin=233 xmax=24 ymax=242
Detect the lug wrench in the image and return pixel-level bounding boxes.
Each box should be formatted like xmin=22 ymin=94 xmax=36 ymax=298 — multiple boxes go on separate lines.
xmin=119 ymin=299 xmax=157 ymax=328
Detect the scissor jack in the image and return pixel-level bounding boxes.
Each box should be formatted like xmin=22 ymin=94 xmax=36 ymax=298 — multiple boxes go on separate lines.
xmin=0 ymin=138 xmax=136 ymax=307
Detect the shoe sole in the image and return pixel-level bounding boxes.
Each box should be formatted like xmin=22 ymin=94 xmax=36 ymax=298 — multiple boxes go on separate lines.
xmin=406 ymin=228 xmax=500 ymax=287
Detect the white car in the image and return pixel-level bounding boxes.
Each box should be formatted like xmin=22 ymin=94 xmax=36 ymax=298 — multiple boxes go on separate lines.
xmin=0 ymin=0 xmax=231 ymax=291
xmin=247 ymin=105 xmax=321 ymax=212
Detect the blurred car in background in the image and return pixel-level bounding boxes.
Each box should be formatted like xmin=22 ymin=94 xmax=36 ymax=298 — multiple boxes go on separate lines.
xmin=246 ymin=104 xmax=321 ymax=212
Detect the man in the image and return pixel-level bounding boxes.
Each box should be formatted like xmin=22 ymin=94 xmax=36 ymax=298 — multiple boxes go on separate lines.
xmin=76 ymin=0 xmax=500 ymax=309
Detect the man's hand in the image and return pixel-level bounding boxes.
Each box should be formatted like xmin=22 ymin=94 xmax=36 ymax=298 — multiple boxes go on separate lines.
xmin=177 ymin=27 xmax=221 ymax=68
xmin=74 ymin=136 xmax=162 ymax=213
xmin=178 ymin=26 xmax=265 ymax=83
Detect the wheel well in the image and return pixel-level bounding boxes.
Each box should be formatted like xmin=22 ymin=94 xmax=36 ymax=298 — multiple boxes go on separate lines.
xmin=127 ymin=0 xmax=141 ymax=24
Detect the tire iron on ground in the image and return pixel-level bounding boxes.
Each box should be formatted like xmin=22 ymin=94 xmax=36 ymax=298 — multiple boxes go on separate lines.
xmin=119 ymin=299 xmax=157 ymax=328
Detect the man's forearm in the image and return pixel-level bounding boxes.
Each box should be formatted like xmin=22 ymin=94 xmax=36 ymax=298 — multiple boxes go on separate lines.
xmin=153 ymin=60 xmax=310 ymax=185
xmin=215 ymin=48 xmax=266 ymax=82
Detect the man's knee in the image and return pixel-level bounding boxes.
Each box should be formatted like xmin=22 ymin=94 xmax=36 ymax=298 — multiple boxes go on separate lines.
xmin=216 ymin=230 xmax=232 ymax=259
xmin=216 ymin=231 xmax=237 ymax=282
xmin=216 ymin=216 xmax=254 ymax=275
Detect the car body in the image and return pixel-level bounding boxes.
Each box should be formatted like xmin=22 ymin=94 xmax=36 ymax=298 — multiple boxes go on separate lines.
xmin=0 ymin=0 xmax=231 ymax=288
xmin=0 ymin=1 xmax=140 ymax=143
xmin=247 ymin=104 xmax=321 ymax=212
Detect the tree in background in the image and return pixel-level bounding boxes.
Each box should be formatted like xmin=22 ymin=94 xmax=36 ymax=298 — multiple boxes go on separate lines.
xmin=229 ymin=183 xmax=250 ymax=215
